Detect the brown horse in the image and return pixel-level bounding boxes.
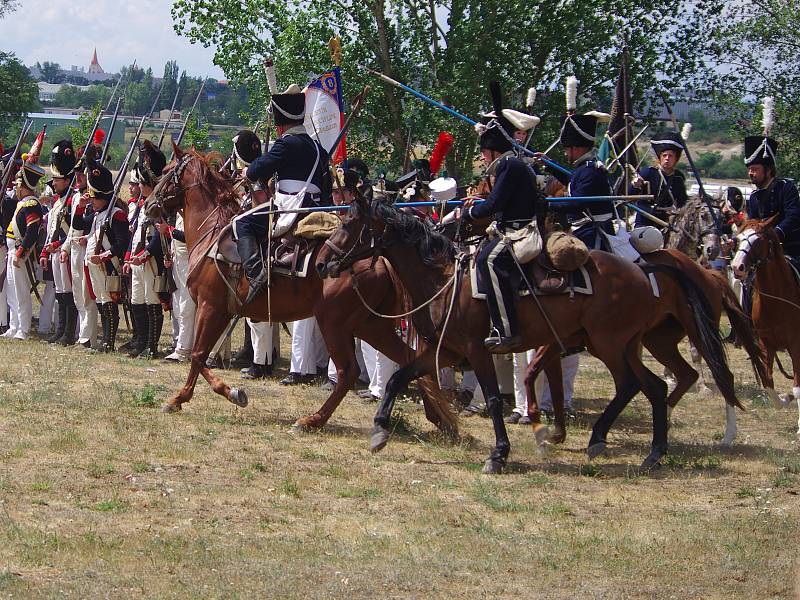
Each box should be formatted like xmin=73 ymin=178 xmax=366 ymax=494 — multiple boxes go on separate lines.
xmin=143 ymin=144 xmax=456 ymax=434
xmin=525 ymin=249 xmax=765 ymax=448
xmin=731 ymin=217 xmax=798 ymax=432
xmin=316 ymin=193 xmax=732 ymax=472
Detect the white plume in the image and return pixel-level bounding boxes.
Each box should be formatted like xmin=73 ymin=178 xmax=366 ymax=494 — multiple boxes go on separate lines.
xmin=565 ymin=76 xmax=579 ymax=112
xmin=680 ymin=122 xmax=692 ymax=141
xmin=762 ymin=96 xmax=775 ymax=136
xmin=526 ymin=87 xmax=536 ymax=108
xmin=263 ymin=58 xmax=278 ymax=95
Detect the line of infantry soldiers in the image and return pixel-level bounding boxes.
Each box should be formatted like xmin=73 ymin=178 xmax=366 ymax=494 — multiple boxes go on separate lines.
xmin=1 ymin=80 xmax=798 ymax=418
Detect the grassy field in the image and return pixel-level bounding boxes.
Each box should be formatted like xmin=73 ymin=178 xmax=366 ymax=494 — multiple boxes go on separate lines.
xmin=0 ymin=327 xmax=798 ymax=598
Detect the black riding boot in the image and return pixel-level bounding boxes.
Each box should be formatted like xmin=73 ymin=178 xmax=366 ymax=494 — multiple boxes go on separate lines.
xmin=97 ymin=302 xmax=111 ymax=352
xmin=127 ymin=304 xmax=149 ymax=357
xmin=105 ymin=302 xmax=120 ymax=352
xmin=236 ymin=234 xmax=267 ymax=303
xmin=232 ymin=320 xmax=254 ymax=367
xmin=57 ymin=293 xmax=78 ymax=346
xmin=48 ymin=293 xmax=67 ymax=343
xmin=145 ymin=303 xmax=164 ymax=358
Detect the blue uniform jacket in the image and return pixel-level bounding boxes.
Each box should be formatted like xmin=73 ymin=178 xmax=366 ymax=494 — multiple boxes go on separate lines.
xmin=747 ymin=178 xmax=800 ymax=256
xmin=246 ymin=131 xmax=329 ymax=194
xmin=549 ymin=156 xmax=613 ymax=220
xmin=468 ymin=155 xmax=537 ymax=224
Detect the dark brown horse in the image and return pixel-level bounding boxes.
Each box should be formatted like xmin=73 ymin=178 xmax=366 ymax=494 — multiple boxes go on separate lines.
xmin=316 ymin=193 xmax=733 ymax=472
xmin=143 ymin=145 xmax=456 ymax=434
xmin=732 ymin=217 xmax=798 ymax=432
xmin=525 ymin=249 xmax=765 ymax=448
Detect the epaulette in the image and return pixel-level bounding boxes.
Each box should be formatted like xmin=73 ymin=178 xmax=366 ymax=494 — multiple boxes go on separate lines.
xmin=18 ymin=198 xmax=38 ymax=208
xmin=112 ymin=210 xmax=128 ymax=223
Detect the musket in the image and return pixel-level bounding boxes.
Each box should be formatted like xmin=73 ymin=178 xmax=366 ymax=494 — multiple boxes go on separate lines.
xmin=661 ymin=94 xmax=721 ymax=233
xmin=360 ymin=66 xmax=571 ymax=176
xmin=157 ymin=82 xmax=182 ymax=149
xmin=0 ymin=119 xmax=33 ymax=193
xmin=100 ymin=96 xmax=123 ymax=163
xmin=170 ymin=78 xmax=207 ymax=159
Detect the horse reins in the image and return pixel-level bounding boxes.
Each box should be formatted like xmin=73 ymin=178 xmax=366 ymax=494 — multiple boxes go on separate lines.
xmin=737 ymin=229 xmax=800 ymax=311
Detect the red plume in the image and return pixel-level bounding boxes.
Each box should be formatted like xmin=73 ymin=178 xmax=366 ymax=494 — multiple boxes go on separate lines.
xmin=93 ymin=129 xmax=106 ymax=145
xmin=429 ymin=131 xmax=454 ymax=176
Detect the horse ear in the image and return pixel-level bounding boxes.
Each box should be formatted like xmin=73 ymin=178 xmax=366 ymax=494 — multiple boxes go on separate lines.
xmin=764 ymin=213 xmax=781 ymax=228
xmin=172 ymin=140 xmax=184 ymax=158
xmin=356 ymin=184 xmax=373 ymax=211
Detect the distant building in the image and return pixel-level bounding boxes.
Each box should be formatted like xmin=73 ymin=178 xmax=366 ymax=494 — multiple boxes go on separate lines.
xmin=87 ymin=48 xmax=104 ymax=75
xmin=29 ymin=49 xmax=117 ymax=85
xmin=25 ymin=112 xmax=125 ymax=145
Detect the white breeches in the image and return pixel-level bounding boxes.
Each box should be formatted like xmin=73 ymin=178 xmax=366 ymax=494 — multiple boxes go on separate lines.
xmin=130 ymin=259 xmax=160 ymax=305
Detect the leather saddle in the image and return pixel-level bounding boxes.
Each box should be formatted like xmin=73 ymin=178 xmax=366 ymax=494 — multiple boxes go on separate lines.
xmin=528 ymin=252 xmax=569 ymax=295
xmin=208 ymin=224 xmax=317 ymax=278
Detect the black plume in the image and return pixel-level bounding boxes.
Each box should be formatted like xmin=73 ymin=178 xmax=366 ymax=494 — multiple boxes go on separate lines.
xmin=489 ymin=81 xmax=503 ymax=115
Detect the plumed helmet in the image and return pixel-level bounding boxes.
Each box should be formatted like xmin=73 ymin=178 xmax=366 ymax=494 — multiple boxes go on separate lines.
xmin=559 ymin=114 xmax=600 ymax=147
xmin=478 ymin=81 xmax=515 ymax=153
xmin=17 ymin=162 xmax=46 ymax=190
xmin=341 ymin=157 xmax=369 ymax=182
xmin=232 ymin=130 xmax=262 ymax=167
xmin=743 ymin=135 xmax=778 ymax=167
xmin=136 ymin=139 xmax=167 ymax=187
xmin=85 ymin=150 xmax=114 ymax=201
xmin=50 ymin=139 xmax=76 ymax=179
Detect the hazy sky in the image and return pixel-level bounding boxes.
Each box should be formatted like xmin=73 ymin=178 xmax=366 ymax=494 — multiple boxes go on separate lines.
xmin=1 ymin=0 xmax=226 ymax=79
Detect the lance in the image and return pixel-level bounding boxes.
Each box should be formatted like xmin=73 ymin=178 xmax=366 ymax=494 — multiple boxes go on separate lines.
xmin=360 ymin=66 xmax=571 ymax=176
xmin=605 ymin=125 xmax=649 ymax=172
xmin=170 ymin=78 xmax=207 ymax=159
xmin=0 ymin=119 xmax=33 ymax=193
xmin=158 ymin=82 xmax=183 ymax=149
xmin=660 ymin=94 xmax=721 ymax=233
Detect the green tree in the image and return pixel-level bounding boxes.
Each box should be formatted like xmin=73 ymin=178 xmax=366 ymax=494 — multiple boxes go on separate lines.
xmin=67 ymin=103 xmax=102 ymax=149
xmin=172 ymin=0 xmax=703 ymax=180
xmin=39 ymin=61 xmax=63 ymax=84
xmin=690 ymin=0 xmax=800 ymax=175
xmin=161 ymin=60 xmax=181 ymax=113
xmin=0 ymin=52 xmax=38 ymax=140
xmin=182 ymin=115 xmax=209 ymax=151
xmin=0 ymin=0 xmax=19 ymax=19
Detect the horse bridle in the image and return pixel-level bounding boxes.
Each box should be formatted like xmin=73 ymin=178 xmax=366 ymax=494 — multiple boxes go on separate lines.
xmin=149 ymin=153 xmax=199 ymax=214
xmin=736 ymin=229 xmax=775 ymax=278
xmin=323 ymin=204 xmax=387 ymax=271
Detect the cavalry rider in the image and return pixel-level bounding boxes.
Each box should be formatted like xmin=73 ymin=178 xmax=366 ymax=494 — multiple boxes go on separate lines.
xmin=743 ymin=134 xmax=800 ymax=264
xmin=630 ymin=131 xmax=688 ymax=231
xmin=541 ymin=112 xmax=613 ymax=250
xmin=84 ymin=151 xmax=130 ymax=353
xmin=235 ymin=84 xmax=330 ymax=303
xmin=3 ymin=161 xmax=45 ymax=340
xmin=124 ymin=141 xmax=167 ymax=358
xmin=40 ymin=140 xmax=79 ymax=345
xmin=463 ymin=83 xmax=541 ymax=353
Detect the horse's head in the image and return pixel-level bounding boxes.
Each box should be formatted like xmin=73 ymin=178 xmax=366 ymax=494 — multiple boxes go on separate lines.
xmin=315 ymin=185 xmax=387 ymax=278
xmin=144 ymin=142 xmax=196 ymax=220
xmin=731 ymin=215 xmax=782 ymax=279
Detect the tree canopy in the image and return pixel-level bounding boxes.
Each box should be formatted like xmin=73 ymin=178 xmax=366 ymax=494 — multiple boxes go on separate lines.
xmin=172 ymin=0 xmax=702 ymax=180
xmin=0 ymin=52 xmax=38 ymax=141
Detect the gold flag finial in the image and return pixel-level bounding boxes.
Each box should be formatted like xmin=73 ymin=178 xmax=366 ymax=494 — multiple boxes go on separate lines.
xmin=328 ymin=36 xmax=342 ymax=66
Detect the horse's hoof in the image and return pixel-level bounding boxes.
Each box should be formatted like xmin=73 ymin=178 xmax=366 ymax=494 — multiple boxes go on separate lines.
xmin=780 ymin=393 xmax=794 ymax=408
xmin=230 ymin=388 xmax=248 ymax=408
xmin=765 ymin=388 xmax=782 ymax=408
xmin=161 ymin=402 xmax=181 ymax=414
xmin=370 ymin=425 xmax=391 ymax=453
xmin=532 ymin=423 xmax=549 ymax=446
xmin=640 ymin=451 xmax=664 ymax=471
xmin=294 ymin=415 xmax=324 ymax=431
xmin=481 ymin=458 xmax=505 ymax=474
xmin=587 ymin=442 xmax=607 ymax=460
xmin=547 ymin=428 xmax=567 ymax=445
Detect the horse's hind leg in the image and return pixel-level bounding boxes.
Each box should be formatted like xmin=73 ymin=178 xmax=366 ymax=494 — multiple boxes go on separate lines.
xmin=644 ymin=327 xmax=698 ymax=414
xmin=162 ymin=299 xmax=242 ymax=412
xmin=525 ymin=345 xmax=567 ymax=445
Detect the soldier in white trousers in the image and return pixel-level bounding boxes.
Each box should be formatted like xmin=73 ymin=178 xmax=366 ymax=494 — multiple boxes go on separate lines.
xmin=3 ymin=162 xmax=46 ymax=340
xmin=162 ymin=213 xmax=196 ymax=362
xmin=507 ymin=350 xmax=580 ymax=423
xmin=281 ymin=317 xmax=328 ymax=385
xmin=241 ymin=320 xmax=280 ymax=379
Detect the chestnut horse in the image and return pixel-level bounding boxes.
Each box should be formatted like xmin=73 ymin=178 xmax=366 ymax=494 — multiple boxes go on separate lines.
xmin=732 ymin=217 xmax=799 ymax=432
xmin=316 ymin=193 xmax=732 ymax=472
xmin=143 ymin=145 xmax=456 ymax=434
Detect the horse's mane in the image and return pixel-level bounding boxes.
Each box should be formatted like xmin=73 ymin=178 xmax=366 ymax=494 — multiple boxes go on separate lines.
xmin=667 ymin=194 xmax=718 ymax=253
xmin=185 ymin=149 xmax=242 ymax=220
xmin=364 ymin=197 xmax=455 ymax=266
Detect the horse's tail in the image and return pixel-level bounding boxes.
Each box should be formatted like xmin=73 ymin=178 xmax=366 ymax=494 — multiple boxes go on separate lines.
xmin=720 ymin=281 xmax=768 ymax=387
xmin=379 ymin=257 xmax=459 ymax=435
xmin=642 ymin=263 xmax=743 ymax=409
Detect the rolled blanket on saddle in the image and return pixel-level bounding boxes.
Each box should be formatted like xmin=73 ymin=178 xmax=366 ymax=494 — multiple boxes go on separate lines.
xmin=544 ymin=231 xmax=589 ymax=271
xmin=294 ymin=212 xmax=342 ymax=239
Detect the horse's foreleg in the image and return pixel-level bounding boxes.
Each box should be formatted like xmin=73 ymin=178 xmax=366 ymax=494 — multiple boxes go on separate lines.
xmin=524 ymin=345 xmax=566 ymax=445
xmin=295 ymin=335 xmax=360 ymax=430
xmin=761 ymin=341 xmax=782 ymax=407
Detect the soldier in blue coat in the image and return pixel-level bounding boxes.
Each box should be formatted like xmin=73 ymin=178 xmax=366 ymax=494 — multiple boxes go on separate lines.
xmin=464 ymin=82 xmax=541 ymax=353
xmin=744 ymin=135 xmax=800 ymax=258
xmin=541 ymin=113 xmax=613 ymax=249
xmin=235 ymin=84 xmax=330 ymax=303
xmin=630 ymin=131 xmax=688 ymax=229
